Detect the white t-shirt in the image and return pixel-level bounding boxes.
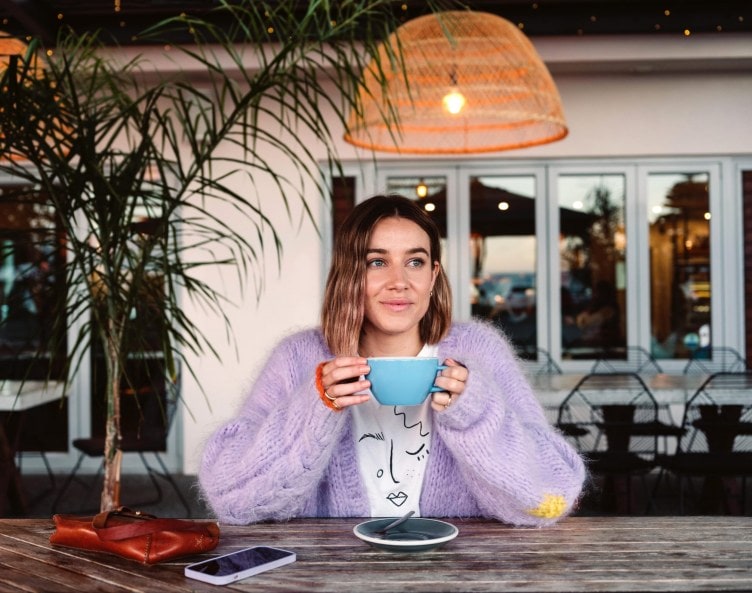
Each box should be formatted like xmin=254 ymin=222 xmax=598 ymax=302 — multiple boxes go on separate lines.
xmin=352 ymin=344 xmax=438 ymax=517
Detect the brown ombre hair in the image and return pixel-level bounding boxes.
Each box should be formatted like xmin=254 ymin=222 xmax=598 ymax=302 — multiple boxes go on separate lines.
xmin=321 ymin=194 xmax=452 ymax=355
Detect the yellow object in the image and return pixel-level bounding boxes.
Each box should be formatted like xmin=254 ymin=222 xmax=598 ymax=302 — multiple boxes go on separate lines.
xmin=527 ymin=494 xmax=568 ymax=519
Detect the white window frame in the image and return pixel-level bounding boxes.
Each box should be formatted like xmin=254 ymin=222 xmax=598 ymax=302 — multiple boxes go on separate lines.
xmin=327 ymin=156 xmax=746 ymax=371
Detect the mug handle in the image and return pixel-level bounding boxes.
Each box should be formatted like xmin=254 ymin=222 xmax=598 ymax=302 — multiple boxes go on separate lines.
xmin=429 ymin=364 xmax=449 ymax=392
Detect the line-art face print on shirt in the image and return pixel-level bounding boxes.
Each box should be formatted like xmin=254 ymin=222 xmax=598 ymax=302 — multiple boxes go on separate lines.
xmin=357 ymin=405 xmax=431 ymax=509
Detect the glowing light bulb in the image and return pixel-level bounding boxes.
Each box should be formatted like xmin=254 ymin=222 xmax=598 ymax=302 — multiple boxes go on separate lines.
xmin=416 ymin=179 xmax=428 ymax=199
xmin=442 ymin=89 xmax=466 ymax=115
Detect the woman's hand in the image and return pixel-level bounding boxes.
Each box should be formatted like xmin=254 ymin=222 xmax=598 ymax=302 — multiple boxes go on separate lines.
xmin=431 ymin=358 xmax=468 ymax=413
xmin=319 ymin=357 xmax=371 ymax=409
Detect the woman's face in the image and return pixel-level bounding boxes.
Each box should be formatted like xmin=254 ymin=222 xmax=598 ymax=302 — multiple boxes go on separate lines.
xmin=361 ymin=216 xmax=438 ymax=354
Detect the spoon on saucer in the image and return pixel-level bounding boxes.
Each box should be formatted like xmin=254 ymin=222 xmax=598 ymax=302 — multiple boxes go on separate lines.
xmin=375 ymin=510 xmax=415 ymax=535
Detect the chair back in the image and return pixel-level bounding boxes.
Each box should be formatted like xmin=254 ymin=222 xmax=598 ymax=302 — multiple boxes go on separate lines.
xmin=120 ymin=367 xmax=180 ymax=452
xmin=677 ymin=371 xmax=752 ymax=455
xmin=557 ymin=372 xmax=660 ymax=460
xmin=682 ymin=347 xmax=749 ymax=375
xmin=519 ymin=346 xmax=563 ymax=376
xmin=590 ymin=346 xmax=663 ymax=374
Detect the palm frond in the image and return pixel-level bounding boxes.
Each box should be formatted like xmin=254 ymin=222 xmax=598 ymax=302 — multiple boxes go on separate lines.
xmin=0 ymin=0 xmax=442 ymax=510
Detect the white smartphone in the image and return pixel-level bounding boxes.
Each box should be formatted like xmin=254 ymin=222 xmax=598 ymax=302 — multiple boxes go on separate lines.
xmin=184 ymin=546 xmax=296 ymax=585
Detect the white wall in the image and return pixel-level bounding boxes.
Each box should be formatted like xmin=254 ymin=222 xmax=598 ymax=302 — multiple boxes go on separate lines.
xmin=178 ymin=33 xmax=752 ymax=473
xmin=180 ymin=161 xmax=326 ymax=472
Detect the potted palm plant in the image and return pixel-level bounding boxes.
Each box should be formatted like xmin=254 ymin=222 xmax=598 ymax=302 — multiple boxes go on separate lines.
xmin=0 ymin=0 xmax=412 ymax=511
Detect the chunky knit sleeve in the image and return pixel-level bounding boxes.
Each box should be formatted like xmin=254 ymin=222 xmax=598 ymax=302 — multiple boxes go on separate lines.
xmin=427 ymin=321 xmax=586 ymax=526
xmin=198 ymin=330 xmax=351 ymax=524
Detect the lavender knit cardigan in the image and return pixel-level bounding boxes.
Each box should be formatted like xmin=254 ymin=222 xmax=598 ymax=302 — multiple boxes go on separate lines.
xmin=199 ymin=320 xmax=586 ymax=526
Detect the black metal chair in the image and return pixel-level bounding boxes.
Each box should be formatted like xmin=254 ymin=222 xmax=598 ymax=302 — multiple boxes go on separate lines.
xmin=656 ymin=371 xmax=752 ymax=514
xmin=590 ymin=346 xmax=663 ymax=374
xmin=556 ymin=372 xmax=679 ymax=513
xmin=52 ymin=372 xmax=190 ymax=516
xmin=518 ymin=346 xmax=563 ymax=376
xmin=683 ymin=347 xmax=749 ymax=375
xmin=589 ymin=346 xmax=677 ymax=447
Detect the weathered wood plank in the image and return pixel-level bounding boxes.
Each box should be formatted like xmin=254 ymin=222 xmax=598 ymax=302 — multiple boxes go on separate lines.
xmin=0 ymin=517 xmax=750 ymax=592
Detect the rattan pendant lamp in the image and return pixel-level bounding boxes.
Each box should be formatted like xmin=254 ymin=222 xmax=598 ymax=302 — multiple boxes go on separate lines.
xmin=343 ymin=10 xmax=568 ymax=154
xmin=0 ymin=32 xmax=49 ymax=162
xmin=0 ymin=33 xmax=31 ymax=160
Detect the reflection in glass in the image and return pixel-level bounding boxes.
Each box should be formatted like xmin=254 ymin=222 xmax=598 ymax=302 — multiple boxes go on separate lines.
xmin=467 ymin=176 xmax=537 ymax=358
xmin=330 ymin=176 xmax=356 ymax=240
xmin=0 ymin=186 xmax=66 ymax=379
xmin=558 ymin=175 xmax=626 ymax=359
xmin=385 ymin=176 xmax=448 ymax=267
xmin=648 ymin=173 xmax=710 ymax=359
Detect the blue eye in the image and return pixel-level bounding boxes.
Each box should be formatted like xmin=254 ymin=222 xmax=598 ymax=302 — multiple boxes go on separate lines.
xmin=367 ymin=259 xmax=386 ymax=268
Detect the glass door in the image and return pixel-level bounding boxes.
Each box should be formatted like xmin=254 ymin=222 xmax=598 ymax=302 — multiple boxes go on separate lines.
xmin=463 ymin=171 xmax=543 ymax=359
xmin=348 ymin=158 xmax=740 ymax=370
xmin=555 ymin=172 xmax=627 ymax=360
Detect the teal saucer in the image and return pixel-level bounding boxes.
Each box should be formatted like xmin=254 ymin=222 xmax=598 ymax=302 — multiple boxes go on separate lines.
xmin=353 ymin=517 xmax=458 ymax=553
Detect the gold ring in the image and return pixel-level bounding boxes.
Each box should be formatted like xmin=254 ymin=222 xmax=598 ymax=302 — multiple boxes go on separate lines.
xmin=332 ymin=398 xmax=341 ymax=409
xmin=324 ymin=390 xmax=336 ymax=401
xmin=445 ymin=394 xmax=453 ymax=408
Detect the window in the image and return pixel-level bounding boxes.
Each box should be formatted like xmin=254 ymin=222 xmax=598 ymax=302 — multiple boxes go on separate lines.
xmin=386 ymin=176 xmax=447 ymax=222
xmin=0 ymin=185 xmax=66 ymax=379
xmin=330 ymin=176 xmax=356 ymax=241
xmin=647 ymin=172 xmax=710 ymax=359
xmin=469 ymin=175 xmax=538 ymax=358
xmin=0 ymin=184 xmax=68 ymax=454
xmin=329 ymin=158 xmax=743 ymax=369
xmin=558 ymin=174 xmax=627 ymax=359
xmin=386 ymin=175 xmax=448 ymax=268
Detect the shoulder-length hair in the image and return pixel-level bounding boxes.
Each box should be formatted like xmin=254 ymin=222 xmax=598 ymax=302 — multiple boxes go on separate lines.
xmin=321 ymin=194 xmax=452 ymax=355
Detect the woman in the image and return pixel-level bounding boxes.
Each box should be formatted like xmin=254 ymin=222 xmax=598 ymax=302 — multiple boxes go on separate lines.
xmin=199 ymin=195 xmax=585 ymax=526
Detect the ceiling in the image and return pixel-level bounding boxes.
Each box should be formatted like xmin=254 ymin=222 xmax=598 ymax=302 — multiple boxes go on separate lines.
xmin=0 ymin=0 xmax=750 ymax=47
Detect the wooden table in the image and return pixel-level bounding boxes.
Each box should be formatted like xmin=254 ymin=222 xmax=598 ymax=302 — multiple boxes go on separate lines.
xmin=2 ymin=516 xmax=752 ymax=592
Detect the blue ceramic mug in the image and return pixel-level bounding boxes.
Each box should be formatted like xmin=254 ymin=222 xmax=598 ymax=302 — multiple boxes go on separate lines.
xmin=366 ymin=357 xmax=447 ymax=406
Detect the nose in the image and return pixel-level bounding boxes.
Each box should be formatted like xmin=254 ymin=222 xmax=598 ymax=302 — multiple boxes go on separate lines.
xmin=386 ymin=265 xmax=408 ymax=288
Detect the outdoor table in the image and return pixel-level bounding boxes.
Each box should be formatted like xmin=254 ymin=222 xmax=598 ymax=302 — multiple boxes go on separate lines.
xmin=1 ymin=516 xmax=752 ymax=592
xmin=530 ymin=373 xmax=709 ymax=408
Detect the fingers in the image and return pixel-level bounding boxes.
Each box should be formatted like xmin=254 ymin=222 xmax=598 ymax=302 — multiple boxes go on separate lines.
xmin=433 ymin=359 xmax=468 ymax=395
xmin=320 ymin=357 xmax=371 ymax=409
xmin=430 ymin=391 xmax=454 ymax=413
xmin=431 ymin=358 xmax=468 ymax=412
xmin=323 ymin=356 xmax=367 ymax=382
xmin=319 ymin=356 xmax=469 ymax=412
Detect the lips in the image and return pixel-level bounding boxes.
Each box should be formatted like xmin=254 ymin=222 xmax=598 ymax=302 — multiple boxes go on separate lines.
xmin=387 ymin=491 xmax=408 ymax=506
xmin=382 ymin=299 xmax=412 ymax=312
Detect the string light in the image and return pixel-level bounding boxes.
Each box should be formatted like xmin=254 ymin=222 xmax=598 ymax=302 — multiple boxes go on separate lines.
xmin=415 ymin=179 xmax=428 ymax=199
